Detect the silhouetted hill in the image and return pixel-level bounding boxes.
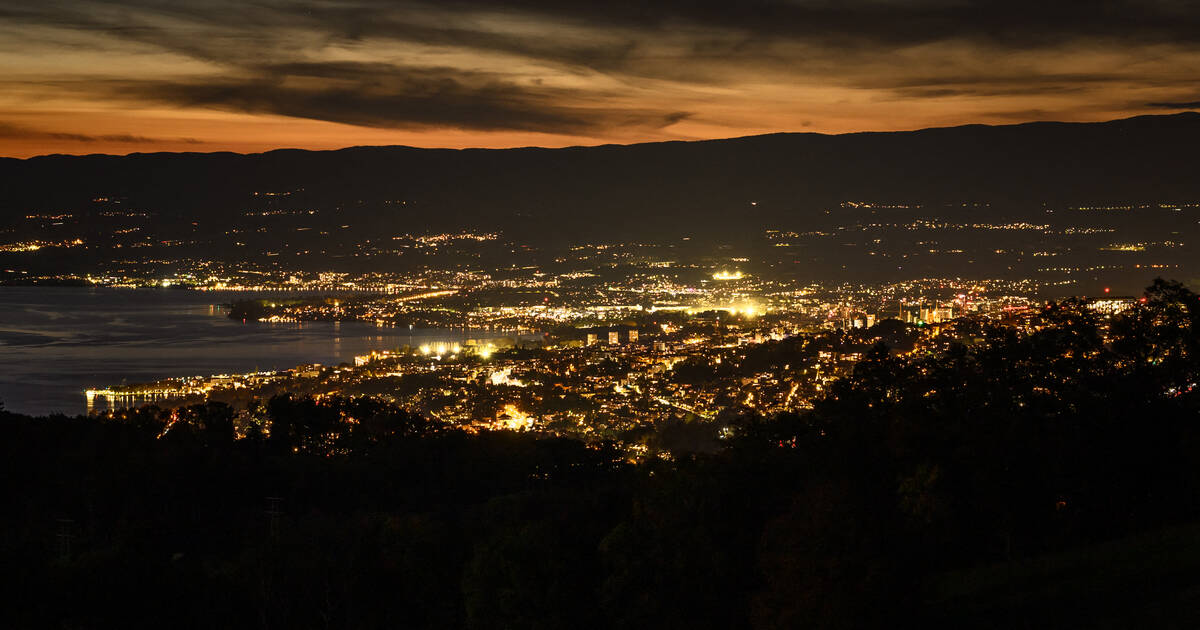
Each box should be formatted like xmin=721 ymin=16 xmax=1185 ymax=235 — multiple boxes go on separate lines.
xmin=2 ymin=113 xmax=1199 ymax=241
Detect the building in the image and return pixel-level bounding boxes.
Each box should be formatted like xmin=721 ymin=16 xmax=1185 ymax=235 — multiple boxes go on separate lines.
xmin=1088 ymin=297 xmax=1138 ymax=316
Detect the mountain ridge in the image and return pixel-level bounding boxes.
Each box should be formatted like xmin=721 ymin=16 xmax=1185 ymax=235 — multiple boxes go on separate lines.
xmin=3 ymin=112 xmax=1199 ymax=242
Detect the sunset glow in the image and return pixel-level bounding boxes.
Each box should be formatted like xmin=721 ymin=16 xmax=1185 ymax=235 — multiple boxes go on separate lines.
xmin=3 ymin=1 xmax=1200 ymax=157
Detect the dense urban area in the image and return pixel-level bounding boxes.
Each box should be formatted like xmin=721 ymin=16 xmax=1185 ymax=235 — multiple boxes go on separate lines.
xmin=82 ymin=271 xmax=1121 ymax=456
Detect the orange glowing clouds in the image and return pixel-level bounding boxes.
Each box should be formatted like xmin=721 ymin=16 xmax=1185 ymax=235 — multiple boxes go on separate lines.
xmin=2 ymin=1 xmax=1200 ymax=157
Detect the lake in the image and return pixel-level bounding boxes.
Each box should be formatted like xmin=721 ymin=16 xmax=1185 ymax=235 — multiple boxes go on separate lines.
xmin=0 ymin=287 xmax=485 ymax=416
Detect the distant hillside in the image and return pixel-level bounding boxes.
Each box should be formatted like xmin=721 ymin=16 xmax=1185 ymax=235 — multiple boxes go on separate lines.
xmin=2 ymin=113 xmax=1199 ymax=240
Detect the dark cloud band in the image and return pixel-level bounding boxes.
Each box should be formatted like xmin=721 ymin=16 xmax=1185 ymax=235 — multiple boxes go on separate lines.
xmin=0 ymin=122 xmax=202 ymax=144
xmin=3 ymin=0 xmax=1200 ymax=137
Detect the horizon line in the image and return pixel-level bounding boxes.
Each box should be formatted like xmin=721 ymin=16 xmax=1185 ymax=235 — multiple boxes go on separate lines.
xmin=5 ymin=110 xmax=1198 ymax=162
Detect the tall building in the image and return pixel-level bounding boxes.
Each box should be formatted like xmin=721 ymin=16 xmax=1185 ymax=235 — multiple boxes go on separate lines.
xmin=608 ymin=330 xmax=620 ymax=345
xmin=628 ymin=329 xmax=639 ymax=343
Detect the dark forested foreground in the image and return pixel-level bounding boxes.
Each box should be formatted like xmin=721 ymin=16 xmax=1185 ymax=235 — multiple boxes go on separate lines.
xmin=4 ymin=280 xmax=1200 ymax=629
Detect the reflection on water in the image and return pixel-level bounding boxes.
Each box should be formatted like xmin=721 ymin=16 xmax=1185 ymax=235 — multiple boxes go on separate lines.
xmin=85 ymin=391 xmax=174 ymax=415
xmin=0 ymin=287 xmax=491 ymax=416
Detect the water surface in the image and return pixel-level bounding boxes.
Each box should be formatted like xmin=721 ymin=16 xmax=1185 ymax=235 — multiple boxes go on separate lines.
xmin=0 ymin=287 xmax=478 ymax=416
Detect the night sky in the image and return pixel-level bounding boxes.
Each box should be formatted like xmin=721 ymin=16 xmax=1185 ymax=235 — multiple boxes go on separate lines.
xmin=3 ymin=0 xmax=1200 ymax=157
